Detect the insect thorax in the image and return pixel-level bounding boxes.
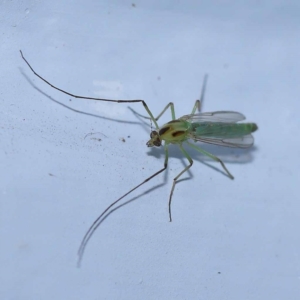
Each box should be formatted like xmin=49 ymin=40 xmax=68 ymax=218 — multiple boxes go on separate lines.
xmin=157 ymin=120 xmax=191 ymax=144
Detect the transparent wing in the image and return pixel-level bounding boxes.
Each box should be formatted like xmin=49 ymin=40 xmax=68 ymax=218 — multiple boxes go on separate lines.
xmin=180 ymin=111 xmax=246 ymax=123
xmin=190 ymin=133 xmax=254 ymax=148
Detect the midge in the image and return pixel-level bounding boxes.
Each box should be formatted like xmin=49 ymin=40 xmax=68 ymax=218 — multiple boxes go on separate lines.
xmin=20 ymin=50 xmax=258 ymax=265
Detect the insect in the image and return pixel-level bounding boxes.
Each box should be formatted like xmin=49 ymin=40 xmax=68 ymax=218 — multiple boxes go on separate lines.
xmin=20 ymin=50 xmax=258 ymax=266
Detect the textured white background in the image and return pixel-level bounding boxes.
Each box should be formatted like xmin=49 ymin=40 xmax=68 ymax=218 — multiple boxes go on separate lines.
xmin=1 ymin=1 xmax=300 ymax=299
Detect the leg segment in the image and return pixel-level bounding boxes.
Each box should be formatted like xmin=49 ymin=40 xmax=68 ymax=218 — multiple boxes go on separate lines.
xmin=186 ymin=141 xmax=234 ymax=179
xmin=197 ymin=74 xmax=208 ymax=113
xmin=190 ymin=100 xmax=201 ymax=115
xmin=20 ymin=50 xmax=160 ymax=129
xmin=129 ymin=102 xmax=176 ymax=121
xmin=168 ymin=144 xmax=193 ymax=222
xmin=77 ymin=143 xmax=170 ymax=266
xmin=190 ymin=74 xmax=208 ymax=115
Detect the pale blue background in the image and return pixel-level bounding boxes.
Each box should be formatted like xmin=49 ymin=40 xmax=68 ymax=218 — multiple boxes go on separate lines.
xmin=1 ymin=1 xmax=300 ymax=299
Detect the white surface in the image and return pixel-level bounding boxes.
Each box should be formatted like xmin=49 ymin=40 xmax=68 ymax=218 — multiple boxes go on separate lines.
xmin=1 ymin=1 xmax=300 ymax=299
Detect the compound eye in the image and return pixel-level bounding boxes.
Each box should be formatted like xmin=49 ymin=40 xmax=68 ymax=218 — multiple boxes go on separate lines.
xmin=150 ymin=131 xmax=158 ymax=138
xmin=154 ymin=140 xmax=162 ymax=147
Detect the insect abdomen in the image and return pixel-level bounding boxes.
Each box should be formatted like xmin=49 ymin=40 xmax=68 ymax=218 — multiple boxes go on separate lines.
xmin=193 ymin=123 xmax=257 ymax=138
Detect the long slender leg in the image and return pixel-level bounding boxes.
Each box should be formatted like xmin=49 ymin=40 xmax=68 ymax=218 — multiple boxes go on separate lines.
xmin=20 ymin=50 xmax=160 ymax=130
xmin=190 ymin=74 xmax=208 ymax=114
xmin=168 ymin=144 xmax=193 ymax=222
xmin=129 ymin=102 xmax=176 ymax=121
xmin=156 ymin=102 xmax=176 ymax=120
xmin=134 ymin=74 xmax=209 ymax=121
xmin=190 ymin=100 xmax=201 ymax=115
xmin=77 ymin=143 xmax=170 ymax=267
xmin=186 ymin=141 xmax=234 ymax=179
xmin=198 ymin=74 xmax=208 ymax=113
xmin=130 ymin=74 xmax=209 ymax=121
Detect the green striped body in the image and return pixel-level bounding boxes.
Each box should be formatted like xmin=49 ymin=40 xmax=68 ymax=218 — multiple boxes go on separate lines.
xmin=192 ymin=122 xmax=258 ymax=138
xmin=147 ymin=116 xmax=258 ymax=148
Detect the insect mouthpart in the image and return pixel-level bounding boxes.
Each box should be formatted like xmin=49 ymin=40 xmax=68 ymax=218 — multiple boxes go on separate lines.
xmin=146 ymin=130 xmax=162 ymax=147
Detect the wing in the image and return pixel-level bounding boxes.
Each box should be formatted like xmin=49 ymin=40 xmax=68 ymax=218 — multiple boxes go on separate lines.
xmin=189 ymin=133 xmax=254 ymax=148
xmin=180 ymin=111 xmax=246 ymax=123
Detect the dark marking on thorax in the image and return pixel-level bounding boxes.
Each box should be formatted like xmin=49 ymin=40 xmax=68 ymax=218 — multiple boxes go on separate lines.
xmin=172 ymin=131 xmax=186 ymax=137
xmin=159 ymin=127 xmax=170 ymax=136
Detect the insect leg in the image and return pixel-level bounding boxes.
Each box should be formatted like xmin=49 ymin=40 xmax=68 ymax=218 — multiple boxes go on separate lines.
xmin=154 ymin=102 xmax=176 ymax=120
xmin=20 ymin=50 xmax=160 ymax=130
xmin=191 ymin=74 xmax=208 ymax=114
xmin=190 ymin=100 xmax=201 ymax=115
xmin=168 ymin=144 xmax=193 ymax=222
xmin=186 ymin=141 xmax=234 ymax=179
xmin=77 ymin=143 xmax=170 ymax=266
xmin=133 ymin=73 xmax=208 ymax=121
xmin=129 ymin=102 xmax=176 ymax=121
xmin=149 ymin=73 xmax=208 ymax=120
xmin=147 ymin=73 xmax=208 ymax=121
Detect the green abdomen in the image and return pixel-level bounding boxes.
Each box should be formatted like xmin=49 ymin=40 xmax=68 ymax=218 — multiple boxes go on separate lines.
xmin=192 ymin=123 xmax=258 ymax=138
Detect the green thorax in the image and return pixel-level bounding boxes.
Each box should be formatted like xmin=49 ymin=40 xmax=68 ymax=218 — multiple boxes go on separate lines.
xmin=158 ymin=120 xmax=191 ymax=144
